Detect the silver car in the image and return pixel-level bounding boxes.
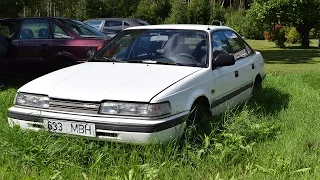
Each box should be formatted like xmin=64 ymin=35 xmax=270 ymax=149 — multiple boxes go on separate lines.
xmin=84 ymin=18 xmax=149 ymax=38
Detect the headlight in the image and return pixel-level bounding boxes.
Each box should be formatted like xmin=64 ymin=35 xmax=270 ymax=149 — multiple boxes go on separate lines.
xmin=15 ymin=92 xmax=49 ymax=108
xmin=99 ymin=101 xmax=171 ymax=117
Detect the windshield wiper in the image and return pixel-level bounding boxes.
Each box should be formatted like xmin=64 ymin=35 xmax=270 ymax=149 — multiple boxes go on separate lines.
xmin=127 ymin=60 xmax=178 ymax=65
xmin=90 ymin=57 xmax=123 ymax=62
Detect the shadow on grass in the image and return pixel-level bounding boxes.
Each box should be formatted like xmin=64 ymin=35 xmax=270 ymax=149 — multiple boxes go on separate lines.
xmin=247 ymin=87 xmax=290 ymax=116
xmin=259 ymin=49 xmax=320 ymax=64
xmin=191 ymin=87 xmax=290 ymax=142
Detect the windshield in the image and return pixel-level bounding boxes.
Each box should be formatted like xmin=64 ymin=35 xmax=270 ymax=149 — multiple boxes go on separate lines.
xmin=60 ymin=19 xmax=105 ymax=38
xmin=92 ymin=29 xmax=208 ymax=67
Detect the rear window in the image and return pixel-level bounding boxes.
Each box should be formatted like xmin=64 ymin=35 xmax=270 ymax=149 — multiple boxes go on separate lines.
xmin=84 ymin=20 xmax=103 ymax=30
xmin=133 ymin=19 xmax=149 ymax=26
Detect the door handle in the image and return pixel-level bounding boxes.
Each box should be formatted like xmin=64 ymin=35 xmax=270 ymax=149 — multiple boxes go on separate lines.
xmin=41 ymin=43 xmax=48 ymax=47
xmin=235 ymin=70 xmax=239 ymax=78
xmin=252 ymin=63 xmax=255 ymax=69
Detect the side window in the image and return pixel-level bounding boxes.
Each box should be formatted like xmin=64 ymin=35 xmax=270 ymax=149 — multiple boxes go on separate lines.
xmin=49 ymin=21 xmax=71 ymax=39
xmin=211 ymin=31 xmax=232 ymax=59
xmin=104 ymin=20 xmax=123 ymax=27
xmin=18 ymin=19 xmax=50 ymax=39
xmin=103 ymin=20 xmax=124 ymax=35
xmin=223 ymin=30 xmax=249 ymax=59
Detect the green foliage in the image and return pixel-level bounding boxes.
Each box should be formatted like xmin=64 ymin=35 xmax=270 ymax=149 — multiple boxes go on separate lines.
xmin=133 ymin=0 xmax=171 ymax=24
xmin=285 ymin=27 xmax=301 ymax=44
xmin=309 ymin=28 xmax=318 ymax=39
xmin=0 ymin=0 xmax=23 ymax=18
xmin=165 ymin=0 xmax=188 ymax=24
xmin=248 ymin=0 xmax=320 ymax=47
xmin=274 ymin=29 xmax=286 ymax=48
xmin=187 ymin=0 xmax=211 ymax=24
xmin=225 ymin=9 xmax=264 ymax=40
xmin=209 ymin=3 xmax=227 ymax=24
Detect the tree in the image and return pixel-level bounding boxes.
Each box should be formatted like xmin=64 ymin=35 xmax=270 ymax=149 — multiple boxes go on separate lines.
xmin=133 ymin=0 xmax=171 ymax=24
xmin=0 ymin=0 xmax=24 ymax=18
xmin=165 ymin=0 xmax=188 ymax=24
xmin=187 ymin=0 xmax=211 ymax=24
xmin=249 ymin=0 xmax=320 ymax=47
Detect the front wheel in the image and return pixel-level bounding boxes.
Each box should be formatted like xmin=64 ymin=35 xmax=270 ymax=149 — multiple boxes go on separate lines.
xmin=186 ymin=100 xmax=210 ymax=134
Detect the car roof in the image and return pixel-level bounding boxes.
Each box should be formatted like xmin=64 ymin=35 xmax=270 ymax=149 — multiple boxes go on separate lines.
xmin=85 ymin=18 xmax=139 ymax=21
xmin=0 ymin=17 xmax=74 ymax=21
xmin=125 ymin=24 xmax=233 ymax=31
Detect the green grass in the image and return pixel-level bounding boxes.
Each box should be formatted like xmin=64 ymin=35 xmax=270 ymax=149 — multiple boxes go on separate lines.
xmin=1 ymin=40 xmax=320 ymax=179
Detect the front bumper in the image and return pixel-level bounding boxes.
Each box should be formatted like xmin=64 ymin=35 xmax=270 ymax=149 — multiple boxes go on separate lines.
xmin=8 ymin=106 xmax=187 ymax=144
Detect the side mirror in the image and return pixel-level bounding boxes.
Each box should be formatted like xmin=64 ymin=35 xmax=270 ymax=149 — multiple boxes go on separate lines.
xmin=212 ymin=54 xmax=235 ymax=70
xmin=87 ymin=49 xmax=97 ymax=59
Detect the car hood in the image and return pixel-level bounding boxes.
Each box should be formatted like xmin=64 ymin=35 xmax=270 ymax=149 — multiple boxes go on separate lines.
xmin=19 ymin=62 xmax=201 ymax=102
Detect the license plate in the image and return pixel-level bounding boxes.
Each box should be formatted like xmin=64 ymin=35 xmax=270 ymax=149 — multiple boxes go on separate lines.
xmin=43 ymin=119 xmax=96 ymax=137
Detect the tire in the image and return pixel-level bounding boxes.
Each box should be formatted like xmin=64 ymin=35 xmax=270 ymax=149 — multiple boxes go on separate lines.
xmin=252 ymin=76 xmax=262 ymax=94
xmin=186 ymin=100 xmax=210 ymax=132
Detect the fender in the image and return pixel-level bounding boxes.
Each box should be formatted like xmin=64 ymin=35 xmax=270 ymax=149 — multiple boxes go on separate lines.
xmin=186 ymin=88 xmax=210 ymax=112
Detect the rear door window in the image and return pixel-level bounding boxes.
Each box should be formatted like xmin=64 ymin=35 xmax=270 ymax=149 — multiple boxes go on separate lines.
xmin=18 ymin=19 xmax=51 ymax=39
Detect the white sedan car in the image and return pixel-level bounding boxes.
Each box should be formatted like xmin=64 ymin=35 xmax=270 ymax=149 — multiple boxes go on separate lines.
xmin=8 ymin=24 xmax=265 ymax=144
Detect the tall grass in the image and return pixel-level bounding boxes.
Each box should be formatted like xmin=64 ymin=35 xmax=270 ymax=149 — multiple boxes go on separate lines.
xmin=1 ymin=40 xmax=320 ymax=178
xmin=2 ymin=71 xmax=319 ymax=179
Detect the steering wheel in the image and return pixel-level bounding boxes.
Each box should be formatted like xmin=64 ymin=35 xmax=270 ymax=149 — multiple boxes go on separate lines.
xmin=174 ymin=53 xmax=197 ymax=61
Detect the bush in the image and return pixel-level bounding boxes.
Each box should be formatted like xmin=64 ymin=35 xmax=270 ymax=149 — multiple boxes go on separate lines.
xmin=309 ymin=28 xmax=318 ymax=39
xmin=263 ymin=31 xmax=273 ymax=41
xmin=273 ymin=24 xmax=286 ymax=48
xmin=285 ymin=27 xmax=301 ymax=44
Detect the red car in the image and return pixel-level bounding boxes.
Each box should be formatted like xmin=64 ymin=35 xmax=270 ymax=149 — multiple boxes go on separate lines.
xmin=0 ymin=17 xmax=109 ymax=74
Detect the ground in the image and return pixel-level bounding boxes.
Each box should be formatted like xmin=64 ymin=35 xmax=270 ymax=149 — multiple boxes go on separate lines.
xmin=0 ymin=40 xmax=320 ymax=179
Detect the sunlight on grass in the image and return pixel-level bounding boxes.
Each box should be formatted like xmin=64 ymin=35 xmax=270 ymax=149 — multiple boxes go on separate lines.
xmin=247 ymin=39 xmax=320 ymax=75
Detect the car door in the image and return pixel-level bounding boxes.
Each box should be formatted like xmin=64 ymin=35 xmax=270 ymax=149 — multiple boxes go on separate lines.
xmin=223 ymin=30 xmax=254 ymax=103
xmin=10 ymin=18 xmax=51 ymax=73
xmin=211 ymin=31 xmax=240 ymax=115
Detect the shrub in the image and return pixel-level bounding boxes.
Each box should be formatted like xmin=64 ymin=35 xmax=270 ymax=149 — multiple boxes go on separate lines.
xmin=273 ymin=24 xmax=286 ymax=48
xmin=309 ymin=28 xmax=318 ymax=39
xmin=285 ymin=27 xmax=301 ymax=44
xmin=263 ymin=31 xmax=273 ymax=41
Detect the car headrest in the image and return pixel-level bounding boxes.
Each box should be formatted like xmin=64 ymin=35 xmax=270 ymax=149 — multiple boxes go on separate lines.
xmin=19 ymin=28 xmax=34 ymax=39
xmin=173 ymin=44 xmax=190 ymax=55
xmin=38 ymin=28 xmax=49 ymax=38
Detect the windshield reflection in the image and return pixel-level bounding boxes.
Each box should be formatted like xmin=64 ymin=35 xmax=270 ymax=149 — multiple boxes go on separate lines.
xmin=92 ymin=29 xmax=208 ymax=67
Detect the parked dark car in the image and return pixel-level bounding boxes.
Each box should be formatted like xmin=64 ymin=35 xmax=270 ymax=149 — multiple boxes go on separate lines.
xmin=0 ymin=17 xmax=109 ymax=74
xmin=84 ymin=18 xmax=149 ymax=38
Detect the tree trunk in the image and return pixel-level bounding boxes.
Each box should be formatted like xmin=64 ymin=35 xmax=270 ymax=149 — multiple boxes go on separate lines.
xmin=297 ymin=26 xmax=311 ymax=48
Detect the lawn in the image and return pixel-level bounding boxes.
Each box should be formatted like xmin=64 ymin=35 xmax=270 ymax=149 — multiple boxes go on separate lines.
xmin=1 ymin=40 xmax=320 ymax=179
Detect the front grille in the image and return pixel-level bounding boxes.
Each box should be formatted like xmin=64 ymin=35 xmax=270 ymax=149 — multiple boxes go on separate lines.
xmin=49 ymin=98 xmax=100 ymax=114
